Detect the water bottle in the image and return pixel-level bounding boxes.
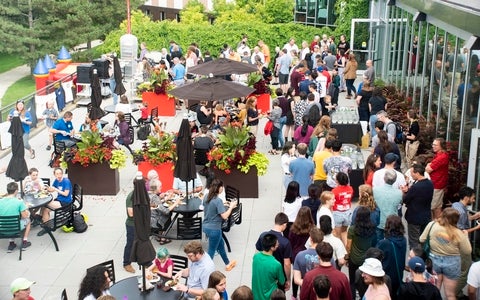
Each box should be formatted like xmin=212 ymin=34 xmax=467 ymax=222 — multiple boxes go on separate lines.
xmin=357 ymin=151 xmax=365 ymax=169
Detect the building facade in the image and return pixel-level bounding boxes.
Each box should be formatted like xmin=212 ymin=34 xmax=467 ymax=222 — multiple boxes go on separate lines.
xmin=141 ymin=0 xmax=213 ymax=21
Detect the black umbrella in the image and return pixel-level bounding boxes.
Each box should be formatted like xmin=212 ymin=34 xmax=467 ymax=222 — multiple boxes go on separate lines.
xmin=169 ymin=77 xmax=256 ymax=101
xmin=130 ymin=174 xmax=156 ymax=291
xmin=113 ymin=56 xmax=126 ymax=96
xmin=88 ymin=69 xmax=105 ymax=120
xmin=187 ymin=58 xmax=257 ymax=76
xmin=174 ymin=118 xmax=196 ymax=197
xmin=6 ymin=116 xmax=28 ymax=197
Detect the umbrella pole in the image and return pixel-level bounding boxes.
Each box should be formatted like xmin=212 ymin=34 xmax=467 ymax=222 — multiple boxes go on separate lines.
xmin=19 ymin=180 xmax=24 ymax=198
xmin=142 ymin=266 xmax=147 ymax=292
xmin=185 ymin=182 xmax=189 ymax=200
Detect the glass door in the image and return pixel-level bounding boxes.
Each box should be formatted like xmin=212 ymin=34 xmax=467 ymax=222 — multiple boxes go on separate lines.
xmin=467 ymin=129 xmax=480 ymax=258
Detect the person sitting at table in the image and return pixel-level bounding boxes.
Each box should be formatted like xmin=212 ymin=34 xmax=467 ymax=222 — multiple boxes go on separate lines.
xmin=203 ymin=179 xmax=238 ymax=271
xmin=115 ymin=95 xmax=132 ymax=114
xmin=0 ymin=182 xmax=32 ymax=251
xmin=50 ymin=110 xmax=76 ymax=147
xmin=78 ymin=265 xmax=112 ymax=300
xmin=147 ymin=247 xmax=175 ymax=278
xmin=38 ymin=168 xmax=72 ymax=235
xmin=114 ymin=111 xmax=133 ymax=154
xmin=208 ymin=271 xmax=229 ymax=300
xmin=79 ymin=115 xmax=103 ymax=132
xmin=197 ymin=101 xmax=213 ymax=127
xmin=203 ymin=288 xmax=221 ymax=300
xmin=138 ymin=101 xmax=149 ymax=124
xmin=149 ymin=179 xmax=180 ymax=244
xmin=172 ymin=173 xmax=203 ymax=196
xmin=188 ymin=113 xmax=199 ymax=138
xmin=174 ymin=241 xmax=215 ymax=298
xmin=24 ymin=167 xmax=43 ymax=194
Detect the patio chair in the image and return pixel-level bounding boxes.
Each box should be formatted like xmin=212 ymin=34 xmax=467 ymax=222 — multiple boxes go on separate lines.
xmin=0 ymin=215 xmax=25 ymax=260
xmin=72 ymin=184 xmax=83 ymax=212
xmin=170 ymin=254 xmax=188 ymax=283
xmin=41 ymin=178 xmax=51 ymax=186
xmin=221 ymin=203 xmax=243 ymax=253
xmin=40 ymin=203 xmax=73 ymax=251
xmin=176 ymin=217 xmax=202 ymax=240
xmin=87 ymin=259 xmax=115 ymax=284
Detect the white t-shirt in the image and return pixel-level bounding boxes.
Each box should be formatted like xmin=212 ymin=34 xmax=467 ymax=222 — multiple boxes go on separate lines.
xmin=323 ymin=234 xmax=347 ymax=261
xmin=317 ymin=205 xmax=334 ymax=228
xmin=315 ymin=75 xmax=328 ymax=98
xmin=372 ymin=168 xmax=406 ymax=189
xmin=468 ymin=261 xmax=480 ymax=300
xmin=283 ymin=198 xmax=303 ymax=222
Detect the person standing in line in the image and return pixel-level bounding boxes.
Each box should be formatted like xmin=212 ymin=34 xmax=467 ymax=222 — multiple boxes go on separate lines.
xmin=452 ymin=186 xmax=480 ymax=299
xmin=252 ymin=234 xmax=286 ymax=300
xmin=202 ymin=179 xmax=238 ymax=271
xmin=344 ymin=53 xmax=358 ymax=99
xmin=404 ymin=109 xmax=420 ymax=168
xmin=289 ymin=143 xmax=314 ymax=197
xmin=323 ymin=140 xmax=352 ymax=191
xmin=293 ymin=227 xmax=324 ymax=287
xmin=359 ymin=258 xmax=390 ymax=300
xmin=426 ymin=137 xmax=449 ymax=219
xmin=399 ymin=256 xmax=442 ymax=299
xmin=42 ymin=99 xmax=59 ymax=151
xmin=8 ymin=100 xmax=35 ymax=159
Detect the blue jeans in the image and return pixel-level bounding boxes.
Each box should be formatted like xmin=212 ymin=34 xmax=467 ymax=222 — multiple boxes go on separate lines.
xmin=279 ymin=116 xmax=287 ymax=147
xmin=369 ymin=114 xmax=378 ymax=137
xmin=203 ymin=227 xmax=229 ymax=265
xmin=110 ymin=78 xmax=118 ymax=105
xmin=123 ymin=224 xmax=134 ymax=266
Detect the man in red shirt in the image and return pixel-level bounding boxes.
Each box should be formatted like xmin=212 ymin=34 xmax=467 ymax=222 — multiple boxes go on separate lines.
xmin=426 ymin=138 xmax=449 ymax=219
xmin=300 ymin=242 xmax=351 ymax=300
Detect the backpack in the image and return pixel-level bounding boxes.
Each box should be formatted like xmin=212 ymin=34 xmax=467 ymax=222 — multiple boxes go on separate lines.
xmin=137 ymin=124 xmax=150 ymax=141
xmin=389 ymin=122 xmax=405 ymax=144
xmin=72 ymin=213 xmax=88 ymax=233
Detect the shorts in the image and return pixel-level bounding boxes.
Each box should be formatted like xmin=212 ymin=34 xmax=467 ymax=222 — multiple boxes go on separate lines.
xmin=431 ymin=188 xmax=445 ymax=209
xmin=279 ymin=73 xmax=289 ymax=84
xmin=20 ymin=218 xmax=30 ymax=230
xmin=333 ymin=210 xmax=352 ymax=227
xmin=430 ymin=253 xmax=461 ymax=280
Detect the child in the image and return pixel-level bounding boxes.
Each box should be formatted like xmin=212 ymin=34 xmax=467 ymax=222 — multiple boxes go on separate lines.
xmin=24 ymin=167 xmax=43 ymax=194
xmin=331 ymin=172 xmax=353 ymax=245
xmin=147 ymin=247 xmax=174 ymax=278
xmin=138 ymin=101 xmax=149 ymax=123
xmin=42 ymin=100 xmax=59 ymax=151
xmin=324 ymin=95 xmax=336 ymax=114
xmin=115 ymin=95 xmax=132 ymax=114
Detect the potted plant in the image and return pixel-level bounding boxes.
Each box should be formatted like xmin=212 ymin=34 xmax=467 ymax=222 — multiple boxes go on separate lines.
xmin=207 ymin=125 xmax=269 ymax=197
xmin=138 ymin=67 xmax=176 ymax=116
xmin=134 ymin=132 xmax=177 ymax=192
xmin=62 ymin=130 xmax=127 ymax=195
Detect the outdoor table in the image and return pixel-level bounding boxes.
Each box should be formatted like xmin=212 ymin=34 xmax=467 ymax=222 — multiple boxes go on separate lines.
xmin=331 ymin=123 xmax=362 ymax=145
xmin=110 ymin=276 xmax=183 ymax=300
xmin=103 ymin=104 xmax=139 ymax=115
xmin=162 ymin=196 xmax=202 ymax=238
xmin=23 ymin=193 xmax=53 ymax=210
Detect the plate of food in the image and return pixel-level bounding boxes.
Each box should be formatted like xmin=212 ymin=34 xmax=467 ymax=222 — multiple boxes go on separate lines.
xmin=149 ymin=275 xmax=161 ymax=284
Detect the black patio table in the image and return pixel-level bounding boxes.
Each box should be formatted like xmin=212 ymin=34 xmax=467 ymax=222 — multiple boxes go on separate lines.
xmin=23 ymin=193 xmax=54 ymax=210
xmin=162 ymin=196 xmax=202 ymax=238
xmin=103 ymin=104 xmax=139 ymax=114
xmin=110 ymin=276 xmax=183 ymax=300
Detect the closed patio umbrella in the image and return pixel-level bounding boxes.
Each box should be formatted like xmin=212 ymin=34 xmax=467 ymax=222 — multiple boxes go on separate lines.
xmin=6 ymin=116 xmax=28 ymax=197
xmin=88 ymin=69 xmax=105 ymax=121
xmin=174 ymin=118 xmax=196 ymax=197
xmin=130 ymin=174 xmax=156 ymax=291
xmin=113 ymin=56 xmax=126 ymax=96
xmin=187 ymin=58 xmax=257 ymax=76
xmin=169 ymin=77 xmax=256 ymax=101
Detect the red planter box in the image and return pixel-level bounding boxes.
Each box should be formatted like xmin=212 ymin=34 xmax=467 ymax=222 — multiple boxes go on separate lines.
xmin=137 ymin=161 xmax=174 ymax=193
xmin=255 ymin=93 xmax=271 ymax=114
xmin=141 ymin=92 xmax=175 ymax=117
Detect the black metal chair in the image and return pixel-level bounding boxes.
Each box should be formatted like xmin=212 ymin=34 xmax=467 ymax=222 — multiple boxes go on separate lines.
xmin=41 ymin=177 xmax=51 ymax=186
xmin=124 ymin=113 xmax=133 ymax=125
xmin=54 ymin=139 xmax=66 ymax=155
xmin=143 ymin=106 xmax=159 ymax=126
xmin=0 ymin=215 xmax=25 ymax=260
xmin=40 ymin=203 xmax=73 ymax=251
xmin=87 ymin=259 xmax=116 ymax=284
xmin=61 ymin=288 xmax=68 ymax=300
xmin=225 ymin=185 xmax=242 ymax=225
xmin=221 ymin=203 xmax=243 ymax=252
xmin=170 ymin=254 xmax=189 ymax=283
xmin=72 ymin=184 xmax=83 ymax=212
xmin=176 ymin=217 xmax=202 ymax=240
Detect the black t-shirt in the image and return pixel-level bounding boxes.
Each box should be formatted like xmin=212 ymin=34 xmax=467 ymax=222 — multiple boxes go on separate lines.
xmin=247 ymin=108 xmax=259 ymax=126
xmin=369 ymin=96 xmax=387 ymax=115
xmin=196 ymin=105 xmax=213 ymax=125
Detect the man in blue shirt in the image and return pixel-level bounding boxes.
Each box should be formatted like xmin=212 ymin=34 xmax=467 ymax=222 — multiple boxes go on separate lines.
xmin=170 ymin=57 xmax=186 ymax=86
xmin=50 ymin=111 xmax=76 ymax=147
xmin=39 ymin=168 xmax=72 ymax=235
xmin=289 ymin=143 xmax=314 ymax=197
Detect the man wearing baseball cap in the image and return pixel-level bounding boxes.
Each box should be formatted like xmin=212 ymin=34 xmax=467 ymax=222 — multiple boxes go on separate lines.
xmin=10 ymin=277 xmax=35 ymax=300
xmin=359 ymin=258 xmax=390 ymax=300
xmin=399 ymin=256 xmax=441 ymax=299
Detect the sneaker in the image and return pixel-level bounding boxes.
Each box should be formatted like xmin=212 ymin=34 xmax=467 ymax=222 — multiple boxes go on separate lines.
xmin=7 ymin=242 xmax=16 ymax=253
xmin=22 ymin=240 xmax=31 ymax=249
xmin=225 ymin=260 xmax=237 ymax=271
xmin=124 ymin=264 xmax=135 ymax=273
xmin=46 ymin=145 xmax=51 ymax=151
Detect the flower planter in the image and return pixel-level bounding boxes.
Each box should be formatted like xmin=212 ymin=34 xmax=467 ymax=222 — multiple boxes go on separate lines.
xmin=67 ymin=162 xmax=119 ymax=195
xmin=213 ymin=166 xmax=258 ymax=198
xmin=141 ymin=92 xmax=175 ymax=116
xmin=255 ymin=93 xmax=271 ymax=113
xmin=137 ymin=161 xmax=174 ymax=193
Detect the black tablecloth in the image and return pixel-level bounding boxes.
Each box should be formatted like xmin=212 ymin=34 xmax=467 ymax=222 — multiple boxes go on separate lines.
xmin=110 ymin=276 xmax=183 ymax=300
xmin=332 ymin=123 xmax=362 ymax=145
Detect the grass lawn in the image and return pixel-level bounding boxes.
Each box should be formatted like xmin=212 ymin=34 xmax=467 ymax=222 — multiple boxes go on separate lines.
xmin=0 ymin=54 xmax=24 ymax=74
xmin=1 ymin=75 xmax=35 ymax=106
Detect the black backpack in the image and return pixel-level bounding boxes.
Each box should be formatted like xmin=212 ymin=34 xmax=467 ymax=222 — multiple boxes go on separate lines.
xmin=137 ymin=124 xmax=150 ymax=141
xmin=389 ymin=122 xmax=405 ymax=144
xmin=72 ymin=213 xmax=88 ymax=233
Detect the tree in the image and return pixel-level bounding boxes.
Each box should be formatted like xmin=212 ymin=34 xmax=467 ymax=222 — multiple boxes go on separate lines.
xmin=179 ymin=0 xmax=209 ymax=25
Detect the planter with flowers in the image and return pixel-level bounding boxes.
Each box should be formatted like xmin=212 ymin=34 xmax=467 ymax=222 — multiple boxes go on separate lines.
xmin=134 ymin=132 xmax=177 ymax=193
xmin=207 ymin=125 xmax=269 ymax=198
xmin=137 ymin=68 xmax=176 ymax=116
xmin=247 ymin=72 xmax=272 ymax=113
xmin=62 ymin=131 xmax=127 ymax=195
